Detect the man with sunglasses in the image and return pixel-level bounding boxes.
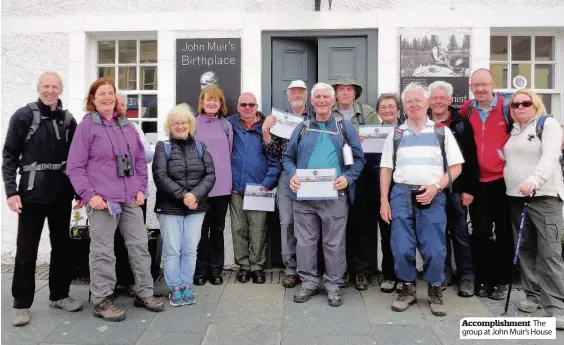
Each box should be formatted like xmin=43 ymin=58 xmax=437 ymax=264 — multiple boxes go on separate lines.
xmin=460 ymin=68 xmax=514 ymax=301
xmin=227 ymin=93 xmax=281 ymax=284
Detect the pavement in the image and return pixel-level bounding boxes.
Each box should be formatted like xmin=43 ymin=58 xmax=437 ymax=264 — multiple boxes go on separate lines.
xmin=1 ymin=268 xmax=563 ymax=345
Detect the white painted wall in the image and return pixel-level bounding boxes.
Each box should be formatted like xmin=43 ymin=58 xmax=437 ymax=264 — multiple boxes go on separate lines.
xmin=2 ymin=0 xmax=564 ymax=266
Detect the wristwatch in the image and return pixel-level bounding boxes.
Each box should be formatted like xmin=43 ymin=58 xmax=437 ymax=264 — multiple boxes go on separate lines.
xmin=434 ymin=183 xmax=442 ymax=192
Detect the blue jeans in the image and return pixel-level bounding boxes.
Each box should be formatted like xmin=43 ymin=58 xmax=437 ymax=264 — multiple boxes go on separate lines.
xmin=157 ymin=213 xmax=206 ymax=290
xmin=390 ymin=185 xmax=447 ymax=285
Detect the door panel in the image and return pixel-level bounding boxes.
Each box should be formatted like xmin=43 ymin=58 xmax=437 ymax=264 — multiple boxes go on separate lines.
xmin=318 ymin=37 xmax=367 ymax=105
xmin=272 ymin=39 xmax=317 ymax=111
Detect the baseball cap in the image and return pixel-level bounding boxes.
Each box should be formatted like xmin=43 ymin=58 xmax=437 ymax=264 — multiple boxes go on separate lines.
xmin=287 ymin=80 xmax=307 ymax=89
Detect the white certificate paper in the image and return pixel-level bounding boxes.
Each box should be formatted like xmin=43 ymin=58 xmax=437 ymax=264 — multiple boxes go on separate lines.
xmin=270 ymin=108 xmax=305 ymax=139
xmin=243 ymin=184 xmax=277 ymax=212
xmin=359 ymin=125 xmax=395 ymax=153
xmin=296 ymin=168 xmax=338 ymax=200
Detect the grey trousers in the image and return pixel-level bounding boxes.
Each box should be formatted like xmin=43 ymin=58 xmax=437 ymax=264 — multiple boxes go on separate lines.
xmin=294 ymin=193 xmax=348 ymax=291
xmin=87 ymin=202 xmax=153 ymax=305
xmin=230 ymin=192 xmax=268 ymax=272
xmin=509 ymin=196 xmax=564 ymax=316
xmin=278 ymin=171 xmax=297 ymax=276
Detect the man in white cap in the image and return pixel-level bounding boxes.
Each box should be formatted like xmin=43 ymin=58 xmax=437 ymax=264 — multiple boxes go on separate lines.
xmin=263 ymin=80 xmax=312 ymax=288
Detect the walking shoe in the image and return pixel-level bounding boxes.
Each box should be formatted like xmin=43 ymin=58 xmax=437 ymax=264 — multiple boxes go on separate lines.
xmin=391 ymin=282 xmax=417 ymax=312
xmin=210 ymin=275 xmax=223 ymax=285
xmin=555 ymin=315 xmax=564 ymax=330
xmin=428 ymin=285 xmax=448 ymax=316
xmin=193 ymin=275 xmax=206 ymax=286
xmin=293 ymin=287 xmax=318 ymax=303
xmin=93 ymin=296 xmax=126 ymax=322
xmin=168 ymin=287 xmax=184 ymax=307
xmin=327 ymin=289 xmax=343 ymax=307
xmin=380 ymin=280 xmax=397 ymax=293
xmin=49 ymin=296 xmax=85 ymax=312
xmin=133 ymin=295 xmax=166 ymax=312
xmin=252 ymin=270 xmax=266 ymax=284
xmin=339 ymin=271 xmax=350 ymax=288
xmin=489 ymin=284 xmax=508 ymax=300
xmin=518 ymin=299 xmax=541 ymax=313
xmin=354 ymin=275 xmax=369 ymax=291
xmin=458 ymin=280 xmax=475 ymax=297
xmin=282 ymin=275 xmax=300 ymax=288
xmin=441 ymin=274 xmax=453 ymax=291
xmin=236 ymin=269 xmax=251 ymax=283
xmin=11 ymin=308 xmax=30 ymax=327
xmin=475 ymin=282 xmax=490 ymax=297
xmin=182 ymin=286 xmax=196 ymax=305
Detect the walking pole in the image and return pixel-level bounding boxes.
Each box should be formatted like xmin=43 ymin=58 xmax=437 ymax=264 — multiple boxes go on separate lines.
xmin=502 ymin=192 xmax=534 ymax=316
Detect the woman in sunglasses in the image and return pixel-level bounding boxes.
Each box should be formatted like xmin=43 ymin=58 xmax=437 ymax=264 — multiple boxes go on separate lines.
xmin=503 ymin=89 xmax=564 ymax=330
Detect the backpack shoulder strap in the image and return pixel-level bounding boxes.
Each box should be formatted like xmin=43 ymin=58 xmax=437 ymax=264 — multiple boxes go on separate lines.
xmin=298 ymin=120 xmax=309 ymax=143
xmin=219 ymin=117 xmax=230 ymax=138
xmin=502 ymin=97 xmax=513 ymax=133
xmin=536 ymin=115 xmax=548 ymax=140
xmin=434 ymin=124 xmax=453 ymax=191
xmin=466 ymin=101 xmax=475 ymax=119
xmin=195 ymin=140 xmax=203 ymax=158
xmin=355 ymin=102 xmax=365 ymax=126
xmin=164 ymin=140 xmax=172 ymax=160
xmin=392 ymin=126 xmax=404 ymax=168
xmin=26 ymin=102 xmax=42 ymax=142
xmin=337 ymin=120 xmax=349 ymax=145
xmin=63 ymin=110 xmax=73 ymax=143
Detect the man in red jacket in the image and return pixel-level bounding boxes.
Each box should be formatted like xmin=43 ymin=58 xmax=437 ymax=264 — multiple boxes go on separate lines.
xmin=459 ymin=68 xmax=513 ymax=301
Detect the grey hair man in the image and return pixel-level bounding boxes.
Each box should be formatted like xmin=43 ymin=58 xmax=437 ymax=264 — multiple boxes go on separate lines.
xmin=2 ymin=72 xmax=84 ymax=327
xmin=262 ymin=80 xmax=312 ymax=288
xmin=284 ymin=83 xmax=365 ymax=307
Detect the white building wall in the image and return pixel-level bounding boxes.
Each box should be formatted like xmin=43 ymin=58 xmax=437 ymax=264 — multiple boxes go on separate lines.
xmin=2 ymin=0 xmax=564 ymax=265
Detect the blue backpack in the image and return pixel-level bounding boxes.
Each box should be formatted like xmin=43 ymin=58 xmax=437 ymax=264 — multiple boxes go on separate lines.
xmin=163 ymin=140 xmax=203 ymax=159
xmin=534 ymin=116 xmax=564 ymax=177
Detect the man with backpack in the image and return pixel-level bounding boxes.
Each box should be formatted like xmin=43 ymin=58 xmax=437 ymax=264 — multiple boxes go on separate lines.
xmin=380 ymin=82 xmax=464 ymax=316
xmin=2 ymin=72 xmax=85 ymax=326
xmin=331 ymin=77 xmax=382 ymax=290
xmin=284 ymin=83 xmax=365 ymax=307
xmin=428 ymin=81 xmax=479 ymax=297
xmin=459 ymin=68 xmax=514 ymax=300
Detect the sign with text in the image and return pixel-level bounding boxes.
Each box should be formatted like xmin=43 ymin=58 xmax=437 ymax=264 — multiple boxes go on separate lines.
xmin=176 ymin=38 xmax=241 ymax=115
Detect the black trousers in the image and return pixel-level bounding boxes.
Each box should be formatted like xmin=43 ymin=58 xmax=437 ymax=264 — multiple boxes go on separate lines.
xmin=195 ymin=195 xmax=230 ymax=277
xmin=377 ymin=216 xmax=397 ymax=281
xmin=12 ymin=200 xmax=73 ymax=308
xmin=347 ymin=173 xmax=380 ymax=277
xmin=469 ymin=178 xmax=514 ymax=285
xmin=115 ymin=202 xmax=147 ymax=286
xmin=444 ymin=191 xmax=475 ymax=282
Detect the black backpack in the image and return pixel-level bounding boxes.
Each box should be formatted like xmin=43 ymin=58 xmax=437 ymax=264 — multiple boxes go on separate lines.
xmin=26 ymin=102 xmax=73 ymax=143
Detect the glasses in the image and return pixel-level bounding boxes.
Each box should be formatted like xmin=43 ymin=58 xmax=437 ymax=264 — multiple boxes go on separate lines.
xmin=171 ymin=122 xmax=188 ymax=127
xmin=378 ymin=106 xmax=397 ymax=111
xmin=470 ymin=82 xmax=494 ymax=89
xmin=510 ymin=101 xmax=533 ymax=109
xmin=239 ymin=103 xmax=257 ymax=108
xmin=404 ymin=99 xmax=425 ymax=105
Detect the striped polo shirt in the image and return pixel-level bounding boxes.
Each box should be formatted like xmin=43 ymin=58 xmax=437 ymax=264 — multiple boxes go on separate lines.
xmin=380 ymin=118 xmax=464 ymax=185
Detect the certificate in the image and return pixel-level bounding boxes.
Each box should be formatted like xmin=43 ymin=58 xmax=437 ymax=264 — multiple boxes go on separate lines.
xmin=359 ymin=125 xmax=395 ymax=153
xmin=296 ymin=168 xmax=338 ymax=200
xmin=270 ymin=108 xmax=305 ymax=139
xmin=242 ymin=184 xmax=277 ymax=212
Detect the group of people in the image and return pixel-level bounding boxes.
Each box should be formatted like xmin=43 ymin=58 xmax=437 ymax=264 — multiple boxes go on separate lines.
xmin=3 ymin=68 xmax=563 ymax=329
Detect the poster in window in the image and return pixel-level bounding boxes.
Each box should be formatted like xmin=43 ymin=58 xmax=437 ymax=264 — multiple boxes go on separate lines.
xmin=399 ymin=30 xmax=471 ymax=112
xmin=176 ymin=38 xmax=241 ymax=116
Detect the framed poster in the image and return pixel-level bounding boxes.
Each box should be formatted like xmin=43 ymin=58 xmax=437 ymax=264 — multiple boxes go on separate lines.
xmin=176 ymin=38 xmax=241 ymax=115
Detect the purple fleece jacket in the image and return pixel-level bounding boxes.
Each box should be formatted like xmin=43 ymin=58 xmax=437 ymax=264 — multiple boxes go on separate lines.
xmin=66 ymin=112 xmax=147 ymax=204
xmin=194 ymin=114 xmax=233 ymax=197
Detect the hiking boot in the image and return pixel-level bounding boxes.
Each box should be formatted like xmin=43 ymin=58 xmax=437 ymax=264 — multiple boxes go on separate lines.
xmin=49 ymin=296 xmax=85 ymax=312
xmin=168 ymin=287 xmax=184 ymax=307
xmin=556 ymin=315 xmax=564 ymax=330
xmin=391 ymin=282 xmax=417 ymax=312
xmin=293 ymin=287 xmax=318 ymax=303
xmin=518 ymin=299 xmax=541 ymax=313
xmin=458 ymin=280 xmax=475 ymax=297
xmin=441 ymin=274 xmax=453 ymax=291
xmin=489 ymin=284 xmax=508 ymax=300
xmin=182 ymin=286 xmax=196 ymax=305
xmin=339 ymin=271 xmax=350 ymax=288
xmin=134 ymin=295 xmax=165 ymax=312
xmin=12 ymin=308 xmax=30 ymax=327
xmin=428 ymin=285 xmax=448 ymax=316
xmin=282 ymin=275 xmax=300 ymax=288
xmin=93 ymin=296 xmax=126 ymax=322
xmin=327 ymin=289 xmax=343 ymax=307
xmin=380 ymin=280 xmax=397 ymax=293
xmin=354 ymin=275 xmax=369 ymax=291
xmin=475 ymin=283 xmax=490 ymax=297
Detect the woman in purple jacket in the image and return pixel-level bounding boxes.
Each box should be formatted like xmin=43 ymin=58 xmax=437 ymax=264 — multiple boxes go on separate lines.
xmin=66 ymin=77 xmax=165 ymax=322
xmin=193 ymin=85 xmax=233 ymax=286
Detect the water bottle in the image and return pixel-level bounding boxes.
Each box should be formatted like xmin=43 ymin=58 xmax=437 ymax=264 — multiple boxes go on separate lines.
xmin=343 ymin=143 xmax=353 ymax=165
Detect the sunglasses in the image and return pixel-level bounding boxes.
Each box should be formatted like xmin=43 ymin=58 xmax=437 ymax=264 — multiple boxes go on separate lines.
xmin=239 ymin=103 xmax=257 ymax=108
xmin=510 ymin=101 xmax=533 ymax=109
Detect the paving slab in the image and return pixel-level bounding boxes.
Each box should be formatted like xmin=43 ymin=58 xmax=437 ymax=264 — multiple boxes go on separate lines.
xmin=415 ymin=283 xmax=493 ymax=317
xmin=361 ymin=288 xmax=430 ymax=325
xmin=371 ymin=324 xmax=442 ymax=345
xmin=135 ymin=331 xmax=204 ymax=345
xmin=281 ymin=333 xmax=377 ymax=345
xmin=146 ymin=299 xmax=217 ymax=333
xmin=429 ymin=315 xmax=524 ymax=345
xmin=201 ymin=324 xmax=281 ymax=345
xmin=211 ymin=284 xmax=284 ymax=326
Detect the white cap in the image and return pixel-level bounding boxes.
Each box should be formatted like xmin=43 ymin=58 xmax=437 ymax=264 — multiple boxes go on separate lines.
xmin=287 ymin=80 xmax=307 ymax=89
